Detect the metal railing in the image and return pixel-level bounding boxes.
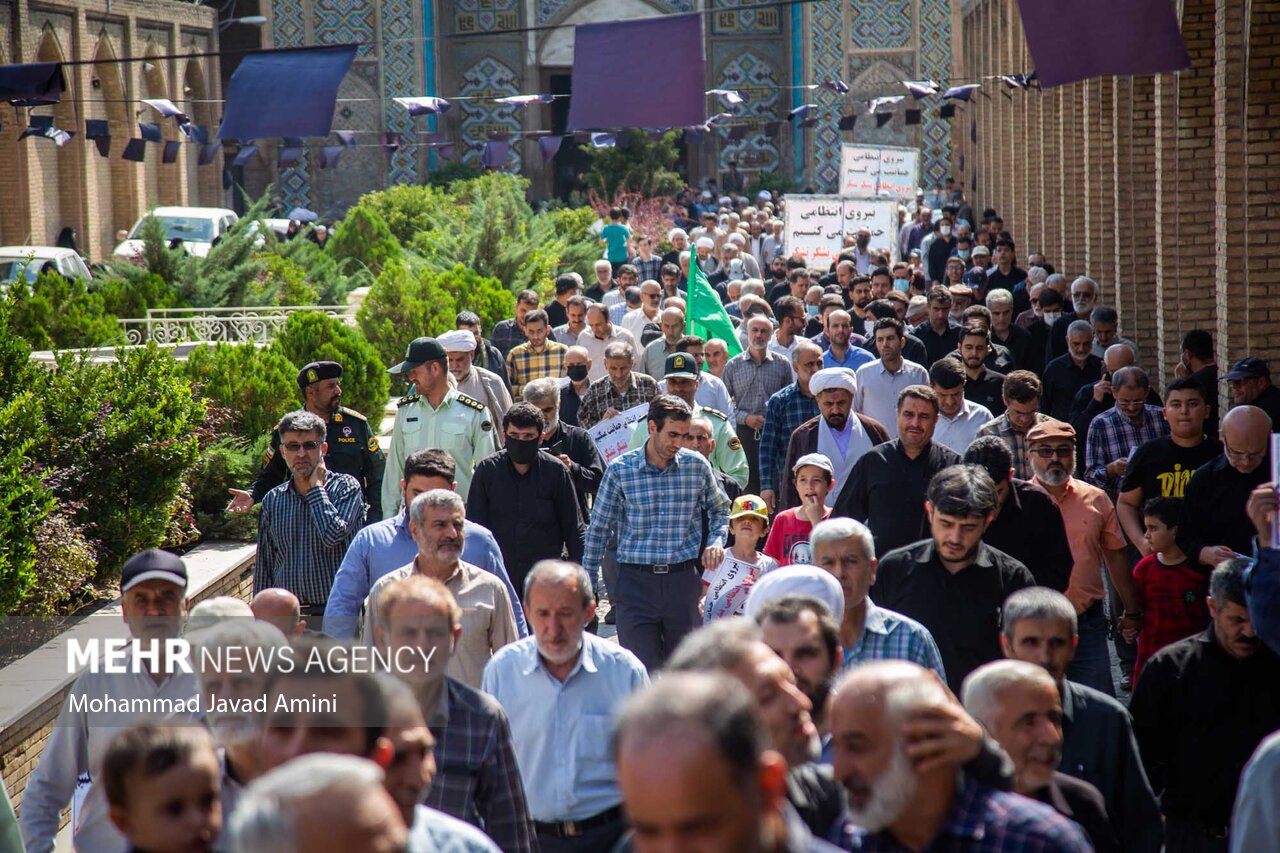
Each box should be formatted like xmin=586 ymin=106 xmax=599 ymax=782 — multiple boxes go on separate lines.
xmin=116 ymin=305 xmax=357 ymax=344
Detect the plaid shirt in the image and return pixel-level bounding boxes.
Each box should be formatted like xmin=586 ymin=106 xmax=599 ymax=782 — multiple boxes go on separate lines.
xmin=759 ymin=382 xmax=819 ymax=492
xmin=505 ymin=340 xmax=567 ymax=399
xmin=426 ymin=677 xmax=536 ymax=853
xmin=977 ymin=411 xmax=1054 ymax=480
xmin=841 ymin=599 xmax=946 ymax=681
xmin=631 ymin=254 xmax=663 ymax=282
xmin=722 ymin=350 xmax=794 ymax=423
xmin=841 ymin=779 xmax=1091 ymax=851
xmin=254 ymin=473 xmax=365 ymax=605
xmin=583 ymin=447 xmax=731 ymax=569
xmin=1084 ymin=404 xmax=1169 ymax=495
xmin=577 ymin=372 xmax=658 ymax=429
xmin=489 ymin=318 xmax=527 ymax=357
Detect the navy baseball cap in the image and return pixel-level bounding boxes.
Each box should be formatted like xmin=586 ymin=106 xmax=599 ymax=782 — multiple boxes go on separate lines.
xmin=121 ymin=549 xmax=188 ymax=592
xmin=387 ymin=337 xmax=447 ymax=375
xmin=1224 ymin=357 xmax=1270 ymax=381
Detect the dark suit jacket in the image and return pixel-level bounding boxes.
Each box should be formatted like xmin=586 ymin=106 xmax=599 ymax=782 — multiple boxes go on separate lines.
xmin=778 ymin=414 xmax=890 ymax=512
xmin=1033 ymin=772 xmax=1120 ymax=853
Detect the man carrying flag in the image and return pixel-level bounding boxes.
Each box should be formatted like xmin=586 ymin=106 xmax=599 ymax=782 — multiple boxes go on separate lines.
xmin=686 ymin=259 xmax=743 ymax=360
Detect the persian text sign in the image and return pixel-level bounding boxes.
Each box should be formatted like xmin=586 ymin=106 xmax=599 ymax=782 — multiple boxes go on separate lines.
xmin=589 ymin=403 xmax=650 ymax=464
xmin=839 ymin=144 xmax=920 ymax=199
xmin=784 ymin=195 xmax=898 ymax=264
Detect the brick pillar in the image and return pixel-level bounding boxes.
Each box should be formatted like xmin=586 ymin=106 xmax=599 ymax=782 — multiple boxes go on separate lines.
xmin=1002 ymin=0 xmax=1020 ymax=232
xmin=1083 ymin=77 xmax=1117 ymax=304
xmin=1113 ymin=76 xmax=1158 ymax=353
xmin=1021 ymin=37 xmax=1043 ymax=251
xmin=1060 ymin=83 xmax=1086 ymax=277
xmin=1043 ymin=86 xmax=1065 ymax=267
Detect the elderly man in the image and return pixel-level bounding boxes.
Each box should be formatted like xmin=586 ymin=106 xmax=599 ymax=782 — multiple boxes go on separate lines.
xmin=250 ymin=587 xmax=307 ymax=638
xmin=704 ymin=337 xmax=730 ymax=379
xmin=929 ymin=357 xmax=994 ymax=453
xmin=1025 ymin=419 xmax=1137 ymax=696
xmin=834 ymin=385 xmax=961 ymax=557
xmin=522 ymin=377 xmax=604 ymax=518
xmin=1041 ymin=320 xmax=1103 ymax=421
xmin=365 ymin=490 xmax=519 ymax=688
xmin=584 ymin=258 xmax=621 ymax=304
xmin=1083 ymin=366 xmax=1169 ymax=496
xmin=615 ymin=672 xmax=844 ymax=853
xmin=324 ymin=448 xmax=525 ymax=641
xmin=977 ymin=370 xmax=1055 ymax=480
xmin=576 ymin=341 xmax=658 ymax=429
xmin=373 ymin=576 xmax=535 ymax=851
xmin=1000 ymin=587 xmax=1163 ymax=853
xmin=577 ymin=303 xmax=638 ymax=381
xmin=20 ymin=551 xmax=200 ymax=853
xmin=483 ymin=561 xmax=649 ymax=852
xmin=987 ymin=288 xmax=1034 ymax=371
xmin=781 ymin=368 xmax=890 ymax=512
xmin=1069 ymin=344 xmax=1156 ymax=475
xmin=829 ymin=661 xmax=1090 ymax=852
xmin=622 ymin=278 xmax=663 ymax=341
xmin=558 ymin=345 xmax=592 ymax=426
xmin=628 ymin=352 xmax=748 ymax=487
xmin=457 ymin=310 xmax=511 ymax=388
xmin=854 ymin=318 xmax=930 ymax=439
xmin=962 ymin=661 xmax=1120 ymax=853
xmin=1224 ymin=355 xmax=1280 ymax=425
xmin=869 ymin=465 xmax=1034 ymax=692
xmin=724 ymin=314 xmax=795 ymax=494
xmin=440 ymin=328 xmax=512 ymax=438
xmin=759 ymin=341 xmax=824 ymax=511
xmin=1131 ymin=559 xmax=1280 ymax=852
xmin=641 ymin=306 xmax=686 ymax=377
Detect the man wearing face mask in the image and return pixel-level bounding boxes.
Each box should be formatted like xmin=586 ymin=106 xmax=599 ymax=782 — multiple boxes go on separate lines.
xmin=852 ymin=228 xmax=874 ymax=274
xmin=925 ymin=217 xmax=956 ymax=284
xmin=466 ymin=403 xmax=585 ymax=597
xmin=1048 ymin=276 xmax=1100 ymax=362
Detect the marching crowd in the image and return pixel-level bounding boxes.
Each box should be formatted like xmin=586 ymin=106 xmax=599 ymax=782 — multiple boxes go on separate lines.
xmin=9 ymin=185 xmax=1280 ymax=853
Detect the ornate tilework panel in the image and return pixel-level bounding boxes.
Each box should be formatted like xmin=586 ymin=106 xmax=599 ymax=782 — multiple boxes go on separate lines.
xmin=712 ymin=48 xmax=781 ymax=173
xmin=847 ymin=54 xmax=915 ymax=148
xmin=382 ymin=0 xmax=419 ymax=183
xmin=457 ymin=54 xmax=522 ymax=168
xmin=917 ymin=0 xmax=953 ymax=187
xmin=455 ymin=0 xmax=519 ymax=34
xmin=849 ymin=0 xmax=913 ymax=50
xmin=537 ymin=0 xmax=695 ymax=27
xmin=711 ymin=0 xmax=781 ymax=35
xmin=807 ymin=0 xmax=845 ymax=191
xmin=270 ymin=0 xmax=306 ymax=47
xmin=315 ymin=0 xmax=374 ymax=56
xmin=318 ymin=72 xmax=386 ymax=217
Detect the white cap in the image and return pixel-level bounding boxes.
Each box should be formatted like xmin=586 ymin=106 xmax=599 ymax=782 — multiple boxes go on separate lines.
xmin=808 ymin=367 xmax=857 ymax=397
xmin=695 ymin=236 xmax=715 ymax=250
xmin=793 ymin=452 xmax=835 ymax=476
xmin=185 ymin=596 xmax=254 ymax=635
xmin=718 ymin=195 xmax=731 ymax=206
xmin=743 ymin=565 xmax=845 ymax=621
xmin=668 ymin=227 xmax=688 ymax=242
xmin=726 ymin=232 xmax=746 ymax=246
xmin=757 ymin=190 xmax=772 ymax=200
xmin=437 ymin=329 xmax=477 ymax=353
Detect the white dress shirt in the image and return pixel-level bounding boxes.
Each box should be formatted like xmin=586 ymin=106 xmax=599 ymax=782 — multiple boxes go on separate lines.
xmin=576 ymin=325 xmax=640 ymax=381
xmin=854 ymin=358 xmax=929 ymax=439
xmin=932 ymin=399 xmax=994 ymax=454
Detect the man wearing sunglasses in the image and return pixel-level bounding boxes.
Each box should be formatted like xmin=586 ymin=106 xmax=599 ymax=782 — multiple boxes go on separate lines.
xmin=1026 ymin=420 xmax=1138 ymax=698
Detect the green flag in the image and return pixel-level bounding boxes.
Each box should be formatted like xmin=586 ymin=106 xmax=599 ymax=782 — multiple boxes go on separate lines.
xmin=686 ymin=261 xmax=743 ymax=357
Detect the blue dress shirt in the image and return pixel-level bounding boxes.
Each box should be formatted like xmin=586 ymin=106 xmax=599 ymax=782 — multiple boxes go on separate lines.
xmin=323 ymin=513 xmax=527 ymax=639
xmin=482 ymin=633 xmax=649 ymax=822
xmin=841 ymin=598 xmax=947 ymax=682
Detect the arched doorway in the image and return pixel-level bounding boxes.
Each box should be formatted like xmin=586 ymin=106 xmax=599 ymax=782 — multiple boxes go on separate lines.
xmin=183 ymin=58 xmax=219 ymax=206
xmin=32 ymin=29 xmax=83 ymax=246
xmin=91 ymin=35 xmax=137 ymax=256
xmin=142 ymin=46 xmax=180 ymax=207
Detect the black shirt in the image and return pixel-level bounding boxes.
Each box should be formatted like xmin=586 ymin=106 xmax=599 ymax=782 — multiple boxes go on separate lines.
xmin=834 ymin=440 xmax=962 ymax=558
xmin=1176 ymin=453 xmax=1270 ymax=567
xmin=964 ymin=367 xmax=1007 ymax=416
xmin=983 ymin=478 xmax=1073 ymax=591
xmin=544 ymin=299 xmax=568 ymax=329
xmin=870 ymin=540 xmax=1035 ymax=692
xmin=1119 ymin=436 xmax=1223 ymax=502
xmin=465 ymin=449 xmax=585 ymax=592
xmin=1047 ymin=311 xmax=1091 ymax=362
xmin=913 ymin=321 xmax=962 ymax=368
xmin=540 ymin=422 xmax=605 ymax=520
xmin=1033 ymin=773 xmax=1120 ymax=853
xmin=559 ymin=382 xmax=586 ymax=428
xmin=1041 ymin=353 xmax=1103 ymax=421
xmin=1022 ymin=318 xmax=1050 ymax=376
xmin=991 ymin=323 xmax=1034 ymax=371
xmin=1187 ymin=364 xmax=1219 ymax=439
xmin=1251 ymin=383 xmax=1280 ymax=430
xmin=1130 ymin=628 xmax=1280 ymax=827
xmin=986 ymin=265 xmax=1027 ymax=294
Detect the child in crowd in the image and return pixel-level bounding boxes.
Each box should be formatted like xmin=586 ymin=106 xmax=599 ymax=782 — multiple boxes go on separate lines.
xmin=1131 ymin=496 xmax=1210 ymax=683
xmin=702 ymin=494 xmax=778 ymax=621
xmin=763 ymin=453 xmax=835 ymax=566
xmin=103 ymin=724 xmax=222 ymax=853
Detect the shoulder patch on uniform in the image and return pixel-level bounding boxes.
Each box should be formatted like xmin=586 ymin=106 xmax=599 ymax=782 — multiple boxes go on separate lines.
xmin=397 ymin=393 xmax=420 ymax=407
xmin=701 ymin=406 xmax=728 ymax=421
xmin=455 ymin=393 xmax=486 ymax=412
xmin=339 ymin=406 xmax=367 ymax=422
xmin=481 ymin=420 xmax=493 ymax=431
xmin=332 ymin=411 xmax=343 ymax=422
xmin=367 ymin=436 xmax=380 ymax=453
xmin=261 ymin=447 xmax=275 ymax=468
xmin=727 ymin=435 xmax=742 ymax=451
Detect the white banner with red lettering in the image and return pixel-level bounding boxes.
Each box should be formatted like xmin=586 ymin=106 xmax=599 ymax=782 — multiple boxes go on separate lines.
xmin=839 ymin=143 xmax=920 ymax=199
xmin=783 ymin=195 xmax=898 ymax=265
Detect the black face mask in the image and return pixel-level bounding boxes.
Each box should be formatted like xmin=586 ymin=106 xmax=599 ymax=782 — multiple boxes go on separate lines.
xmin=506 ymin=436 xmax=540 ymax=465
xmin=566 ymin=364 xmax=589 ymax=382
xmin=856 ymin=237 xmax=870 ymax=249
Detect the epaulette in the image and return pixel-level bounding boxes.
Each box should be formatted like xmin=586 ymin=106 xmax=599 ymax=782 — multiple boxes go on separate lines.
xmin=397 ymin=393 xmax=420 ymax=407
xmin=701 ymin=406 xmax=728 ymax=421
xmin=337 ymin=406 xmax=367 ymax=422
xmin=455 ymin=393 xmax=486 ymax=412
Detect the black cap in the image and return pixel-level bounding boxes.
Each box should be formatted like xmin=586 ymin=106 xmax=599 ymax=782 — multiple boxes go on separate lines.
xmin=298 ymin=360 xmax=343 ymax=390
xmin=387 ymin=337 xmax=447 ymax=375
xmin=665 ymin=352 xmax=700 ymax=380
xmin=1224 ymin=357 xmax=1270 ymax=381
xmin=121 ymin=549 xmax=188 ymax=593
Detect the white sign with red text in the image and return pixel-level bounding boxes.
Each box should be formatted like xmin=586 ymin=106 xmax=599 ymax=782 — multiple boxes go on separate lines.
xmin=839 ymin=143 xmax=920 ymax=199
xmin=783 ymin=195 xmax=898 ymax=264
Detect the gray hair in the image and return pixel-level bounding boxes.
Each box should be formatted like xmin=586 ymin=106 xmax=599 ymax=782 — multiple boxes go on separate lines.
xmin=678 ymin=250 xmax=692 ymax=263
xmin=522 ymin=377 xmax=561 ymax=408
xmin=961 ymin=660 xmax=1057 ymax=730
xmin=188 ymin=617 xmax=288 ymax=670
xmin=809 ymin=517 xmax=876 ymax=561
xmin=1044 ymin=273 xmax=1068 ymax=290
xmin=1001 ymin=587 xmax=1078 ymax=639
xmin=277 ymin=409 xmax=326 ymax=442
xmin=524 ymin=559 xmax=595 ymax=608
xmin=832 ymin=661 xmax=951 ymax=733
xmin=1210 ymin=558 xmax=1249 ymax=607
xmin=229 ymin=754 xmax=385 ymax=852
xmin=594 ymin=259 xmax=612 ymax=271
xmin=791 ymin=339 xmax=822 ymax=363
xmin=408 ymin=488 xmax=464 ymax=526
xmin=740 ymin=279 xmax=766 ymax=298
xmin=1025 ymin=266 xmax=1048 ymax=286
xmin=1067 ymin=319 xmax=1094 ymax=339
xmin=604 ymin=341 xmax=635 ymax=362
xmin=1111 ymin=366 xmax=1150 ymax=393
xmin=666 ymin=617 xmax=763 ymax=674
xmin=1070 ymin=276 xmax=1097 ymax=295
xmin=985 ymin=289 xmax=1013 ymax=309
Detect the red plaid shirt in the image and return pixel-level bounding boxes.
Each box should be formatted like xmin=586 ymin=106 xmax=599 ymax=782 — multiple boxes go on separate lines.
xmin=1133 ymin=554 xmax=1210 ymax=682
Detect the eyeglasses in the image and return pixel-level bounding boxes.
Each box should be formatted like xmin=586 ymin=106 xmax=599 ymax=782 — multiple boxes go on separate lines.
xmin=1029 ymin=446 xmax=1074 ymax=458
xmin=283 ymin=441 xmax=321 ymax=452
xmin=1224 ymin=443 xmax=1266 ymax=463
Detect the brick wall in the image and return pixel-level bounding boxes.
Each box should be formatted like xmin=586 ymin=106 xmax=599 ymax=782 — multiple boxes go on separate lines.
xmin=958 ymin=0 xmax=1280 ymax=389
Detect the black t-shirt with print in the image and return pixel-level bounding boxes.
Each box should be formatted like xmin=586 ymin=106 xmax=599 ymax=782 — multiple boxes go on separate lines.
xmin=1119 ymin=436 xmax=1224 ymax=500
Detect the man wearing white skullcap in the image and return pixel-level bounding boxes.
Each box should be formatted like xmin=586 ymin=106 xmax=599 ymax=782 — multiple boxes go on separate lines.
xmin=780 ymin=367 xmax=890 ymax=512
xmin=743 ymin=564 xmax=845 ymax=622
xmin=662 ymin=228 xmax=690 ymax=267
xmin=693 ymin=236 xmax=720 ymax=277
xmin=440 ymin=328 xmax=512 ymax=442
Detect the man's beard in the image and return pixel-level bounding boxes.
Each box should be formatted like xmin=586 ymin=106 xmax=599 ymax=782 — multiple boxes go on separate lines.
xmin=825 ymin=412 xmax=849 ymax=432
xmin=845 ymin=745 xmax=919 ymax=833
xmin=1036 ymin=464 xmax=1070 ymax=487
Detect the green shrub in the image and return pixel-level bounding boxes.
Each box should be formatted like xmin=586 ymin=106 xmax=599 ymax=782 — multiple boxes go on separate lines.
xmin=351 ymin=184 xmax=449 ymax=245
xmin=183 ymin=342 xmax=299 ymax=441
xmin=425 ymin=161 xmax=484 ymax=189
xmin=95 ymin=272 xmax=184 ymax=319
xmin=356 ymin=259 xmax=460 ymax=369
xmin=546 ymin=206 xmax=604 ymax=275
xmin=326 ymin=206 xmax=402 ymax=276
xmin=581 ymin=130 xmax=683 ymax=198
xmin=188 ymin=435 xmax=268 ymax=542
xmin=0 ymin=390 xmax=57 ymax=616
xmin=271 ymin=310 xmax=391 ymax=423
xmin=5 ymin=272 xmax=124 ymax=350
xmin=243 ymin=255 xmax=319 ymax=306
xmin=20 ymin=513 xmax=100 ymax=621
xmin=37 ymin=344 xmax=205 ymax=581
xmin=273 ymin=236 xmax=363 ymax=305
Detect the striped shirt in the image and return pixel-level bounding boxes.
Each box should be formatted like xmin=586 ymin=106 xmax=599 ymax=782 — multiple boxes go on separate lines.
xmin=583 ymin=446 xmax=731 ymax=569
xmin=1084 ymin=404 xmax=1169 ymax=496
xmin=759 ymin=382 xmax=820 ymax=492
xmin=977 ymin=411 xmax=1055 ymax=480
xmin=842 ymin=599 xmax=947 ymax=681
xmin=722 ymin=350 xmax=793 ymax=424
xmin=505 ymin=340 xmax=567 ymax=399
xmin=631 ymin=254 xmax=663 ymax=282
xmin=254 ymin=473 xmax=365 ymax=605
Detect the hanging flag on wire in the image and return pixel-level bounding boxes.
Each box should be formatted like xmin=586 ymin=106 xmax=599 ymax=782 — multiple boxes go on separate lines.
xmin=1017 ymin=0 xmax=1188 ymax=88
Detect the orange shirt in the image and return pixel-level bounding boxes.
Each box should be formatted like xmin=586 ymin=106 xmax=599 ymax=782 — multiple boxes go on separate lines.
xmin=1046 ymin=477 xmax=1127 ymax=612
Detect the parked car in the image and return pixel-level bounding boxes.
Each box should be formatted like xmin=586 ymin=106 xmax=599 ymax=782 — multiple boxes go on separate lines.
xmin=112 ymin=207 xmax=239 ymax=260
xmin=0 ymin=246 xmax=93 ymax=285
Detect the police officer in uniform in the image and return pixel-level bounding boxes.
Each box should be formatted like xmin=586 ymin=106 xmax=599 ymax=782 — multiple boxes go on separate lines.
xmin=228 ymin=360 xmax=385 ymax=525
xmin=382 ymin=336 xmax=497 ymax=516
xmin=628 ymin=352 xmax=750 ymax=488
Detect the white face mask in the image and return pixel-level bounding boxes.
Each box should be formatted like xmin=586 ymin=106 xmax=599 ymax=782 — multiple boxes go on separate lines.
xmin=940 ymin=225 xmax=952 ymax=237
xmin=1042 ymin=311 xmax=1062 ymax=325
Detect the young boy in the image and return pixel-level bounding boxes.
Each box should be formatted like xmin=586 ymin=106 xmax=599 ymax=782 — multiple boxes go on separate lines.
xmin=103 ymin=724 xmax=222 ymax=853
xmin=763 ymin=453 xmax=835 ymax=566
xmin=702 ymin=494 xmax=779 ymax=621
xmin=1131 ymin=496 xmax=1210 ymax=682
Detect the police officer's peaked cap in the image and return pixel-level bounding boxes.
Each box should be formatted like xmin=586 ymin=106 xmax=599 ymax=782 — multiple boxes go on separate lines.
xmin=298 ymin=360 xmax=343 ymax=390
xmin=664 ymin=352 xmax=700 ymax=380
xmin=387 ymin=337 xmax=447 ymax=374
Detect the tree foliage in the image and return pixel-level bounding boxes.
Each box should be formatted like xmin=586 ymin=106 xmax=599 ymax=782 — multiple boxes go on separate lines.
xmin=581 ymin=130 xmax=683 ymax=199
xmin=183 ymin=342 xmax=299 ymax=441
xmin=356 ymin=259 xmax=462 ymax=369
xmin=4 ymin=271 xmax=125 ymax=350
xmin=271 ymin=310 xmax=390 ymax=423
xmin=326 ymin=205 xmax=403 ymax=277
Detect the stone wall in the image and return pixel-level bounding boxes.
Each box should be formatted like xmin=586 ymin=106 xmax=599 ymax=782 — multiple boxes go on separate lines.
xmin=957 ymin=0 xmax=1280 ymax=390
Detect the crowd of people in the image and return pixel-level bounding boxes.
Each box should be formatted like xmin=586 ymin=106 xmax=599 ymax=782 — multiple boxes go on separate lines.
xmin=8 ymin=185 xmax=1280 ymax=853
